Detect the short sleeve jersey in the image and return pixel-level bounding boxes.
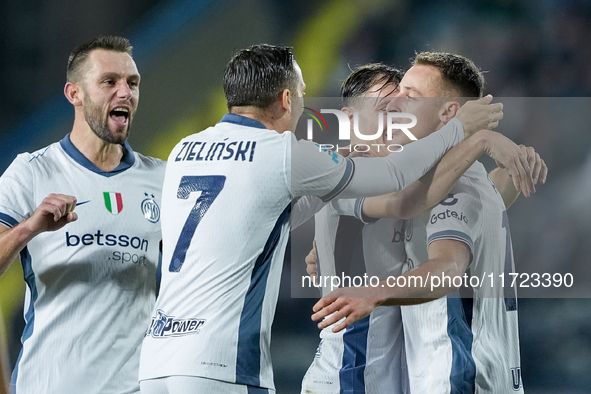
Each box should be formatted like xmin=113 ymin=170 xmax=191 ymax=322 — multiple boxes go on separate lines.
xmin=301 ymin=199 xmax=409 ymax=394
xmin=139 ymin=114 xmax=355 ymax=390
xmin=0 ymin=135 xmax=165 ymax=394
xmin=402 ymin=162 xmax=522 ymax=393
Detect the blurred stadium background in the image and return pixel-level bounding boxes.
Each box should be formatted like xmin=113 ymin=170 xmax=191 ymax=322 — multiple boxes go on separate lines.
xmin=1 ymin=0 xmax=591 ymax=392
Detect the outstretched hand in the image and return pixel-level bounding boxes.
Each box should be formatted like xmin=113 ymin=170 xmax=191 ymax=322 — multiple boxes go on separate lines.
xmin=455 ymin=95 xmax=504 ymax=138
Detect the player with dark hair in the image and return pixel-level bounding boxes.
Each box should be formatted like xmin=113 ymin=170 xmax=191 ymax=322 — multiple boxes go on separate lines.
xmin=68 ymin=36 xmax=133 ymax=79
xmin=340 ymin=63 xmax=403 ymax=106
xmin=0 ymin=35 xmax=165 ymax=393
xmin=313 ymin=52 xmax=548 ymax=392
xmin=301 ymin=63 xmax=410 ymax=394
xmin=223 ymin=44 xmax=301 ymax=109
xmin=138 ymin=44 xmax=530 ymax=394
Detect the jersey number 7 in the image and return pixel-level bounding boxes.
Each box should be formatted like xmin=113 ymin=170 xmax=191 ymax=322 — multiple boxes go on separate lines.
xmin=169 ymin=175 xmax=226 ymax=272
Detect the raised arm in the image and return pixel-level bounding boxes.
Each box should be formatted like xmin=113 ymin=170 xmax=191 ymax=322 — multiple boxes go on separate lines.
xmin=340 ymin=96 xmax=507 ymax=199
xmin=0 ymin=194 xmax=78 ymax=277
xmin=293 ymin=97 xmax=506 ymax=201
xmin=335 ymin=118 xmax=464 ymax=199
xmin=362 ymin=130 xmax=535 ymax=220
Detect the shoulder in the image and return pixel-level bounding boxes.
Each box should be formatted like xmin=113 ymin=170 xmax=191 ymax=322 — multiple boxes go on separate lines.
xmin=446 ymin=161 xmax=488 ymax=197
xmin=131 ymin=152 xmax=167 ymax=184
xmin=464 ymin=161 xmax=488 ymax=179
xmin=6 ymin=141 xmax=62 ymax=173
xmin=133 ymin=152 xmax=166 ymax=170
xmin=22 ymin=141 xmax=62 ymax=162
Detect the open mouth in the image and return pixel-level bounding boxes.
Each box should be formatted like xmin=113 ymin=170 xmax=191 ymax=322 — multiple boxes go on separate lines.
xmin=110 ymin=107 xmax=130 ymax=127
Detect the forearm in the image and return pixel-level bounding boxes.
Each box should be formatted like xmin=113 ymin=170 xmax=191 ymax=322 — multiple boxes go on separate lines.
xmin=313 ymin=238 xmax=472 ymax=332
xmin=489 ymin=167 xmax=519 ymax=208
xmin=363 ymin=129 xmax=489 ymax=219
xmin=337 ymin=119 xmax=464 ymax=199
xmin=0 ymin=222 xmax=36 ymax=277
xmin=376 ymin=257 xmax=465 ymax=306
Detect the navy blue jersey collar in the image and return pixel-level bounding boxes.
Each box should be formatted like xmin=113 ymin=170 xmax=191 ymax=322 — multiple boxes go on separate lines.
xmin=219 ymin=113 xmax=267 ymax=129
xmin=60 ymin=134 xmax=136 ymax=177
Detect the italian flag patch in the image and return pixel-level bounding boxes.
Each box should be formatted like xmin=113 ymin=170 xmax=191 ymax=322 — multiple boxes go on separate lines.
xmin=103 ymin=192 xmax=123 ymax=215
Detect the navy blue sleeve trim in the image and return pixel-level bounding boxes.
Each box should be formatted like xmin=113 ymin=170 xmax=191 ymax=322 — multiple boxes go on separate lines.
xmin=0 ymin=212 xmax=19 ymax=228
xmin=320 ymin=158 xmax=355 ymax=202
xmin=354 ymin=198 xmax=378 ymax=224
xmin=428 ymin=230 xmax=474 ymax=252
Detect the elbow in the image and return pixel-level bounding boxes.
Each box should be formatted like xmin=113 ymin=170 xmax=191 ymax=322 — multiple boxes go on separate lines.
xmin=383 ymin=199 xmax=408 ymax=220
xmin=393 ymin=201 xmax=415 ymax=220
xmin=389 ymin=194 xmax=427 ymax=220
xmin=397 ymin=209 xmax=414 ymax=221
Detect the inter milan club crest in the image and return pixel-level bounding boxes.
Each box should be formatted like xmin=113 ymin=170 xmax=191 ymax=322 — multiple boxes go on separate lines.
xmin=103 ymin=192 xmax=123 ymax=215
xmin=141 ymin=193 xmax=160 ymax=223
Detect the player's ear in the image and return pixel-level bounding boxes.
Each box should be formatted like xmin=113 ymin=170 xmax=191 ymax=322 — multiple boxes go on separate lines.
xmin=65 ymin=82 xmax=83 ymax=106
xmin=341 ymin=107 xmax=356 ymax=137
xmin=341 ymin=106 xmax=355 ymax=121
xmin=439 ymin=100 xmax=460 ymax=123
xmin=279 ymin=88 xmax=291 ymax=112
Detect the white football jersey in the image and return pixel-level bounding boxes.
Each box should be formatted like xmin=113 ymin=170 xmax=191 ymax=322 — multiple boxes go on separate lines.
xmin=139 ymin=114 xmax=358 ymax=390
xmin=139 ymin=114 xmax=465 ymax=390
xmin=0 ymin=135 xmax=165 ymax=394
xmin=301 ymin=199 xmax=408 ymax=394
xmin=402 ymin=161 xmax=523 ymax=393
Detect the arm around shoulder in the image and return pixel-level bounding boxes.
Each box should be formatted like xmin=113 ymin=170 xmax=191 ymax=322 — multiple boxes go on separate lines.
xmin=362 ymin=129 xmax=491 ymax=220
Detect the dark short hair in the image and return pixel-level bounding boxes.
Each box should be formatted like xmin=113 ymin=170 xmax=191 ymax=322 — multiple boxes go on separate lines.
xmin=413 ymin=52 xmax=484 ymax=98
xmin=341 ymin=63 xmax=404 ymax=106
xmin=223 ymin=44 xmax=299 ymax=110
xmin=67 ymin=36 xmax=133 ymax=83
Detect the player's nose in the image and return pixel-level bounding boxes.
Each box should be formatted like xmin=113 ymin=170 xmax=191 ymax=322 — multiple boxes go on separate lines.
xmin=116 ymin=80 xmax=133 ymax=100
xmin=386 ymin=96 xmax=403 ymax=112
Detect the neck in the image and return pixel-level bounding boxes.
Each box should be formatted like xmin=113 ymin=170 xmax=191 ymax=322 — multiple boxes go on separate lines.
xmin=69 ymin=116 xmax=125 ymax=172
xmin=230 ymin=105 xmax=290 ymax=133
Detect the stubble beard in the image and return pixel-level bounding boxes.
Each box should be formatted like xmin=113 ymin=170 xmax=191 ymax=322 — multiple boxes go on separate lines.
xmin=83 ymin=95 xmax=131 ymax=144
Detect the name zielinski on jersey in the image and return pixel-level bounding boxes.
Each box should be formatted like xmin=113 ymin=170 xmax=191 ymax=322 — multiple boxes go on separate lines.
xmin=145 ymin=310 xmax=206 ymax=338
xmin=174 ymin=139 xmax=257 ymax=163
